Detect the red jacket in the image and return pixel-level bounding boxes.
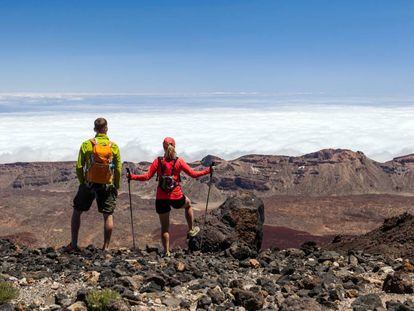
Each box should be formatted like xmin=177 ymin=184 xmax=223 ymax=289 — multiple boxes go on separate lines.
xmin=130 ymin=157 xmax=211 ymax=200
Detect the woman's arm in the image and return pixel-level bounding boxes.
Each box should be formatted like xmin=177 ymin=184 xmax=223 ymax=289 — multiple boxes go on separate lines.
xmin=130 ymin=158 xmax=158 ymax=181
xmin=179 ymin=158 xmax=211 ymax=178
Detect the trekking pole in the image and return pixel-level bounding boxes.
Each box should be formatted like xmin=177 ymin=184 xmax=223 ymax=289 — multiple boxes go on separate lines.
xmin=126 ymin=168 xmax=136 ymax=250
xmin=200 ymin=162 xmax=216 ymax=250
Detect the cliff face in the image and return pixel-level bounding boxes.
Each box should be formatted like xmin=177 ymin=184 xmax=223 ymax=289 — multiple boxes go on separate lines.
xmin=2 ymin=149 xmax=414 ymax=250
xmin=3 ymin=149 xmax=414 ymax=197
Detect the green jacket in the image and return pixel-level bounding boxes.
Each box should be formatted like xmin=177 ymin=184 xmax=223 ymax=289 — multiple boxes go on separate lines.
xmin=76 ymin=133 xmax=122 ymax=189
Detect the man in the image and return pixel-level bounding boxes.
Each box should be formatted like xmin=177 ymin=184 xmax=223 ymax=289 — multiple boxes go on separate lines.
xmin=67 ymin=117 xmax=121 ymax=251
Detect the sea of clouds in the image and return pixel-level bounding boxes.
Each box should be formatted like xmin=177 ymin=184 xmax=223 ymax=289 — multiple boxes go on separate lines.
xmin=1 ymin=93 xmax=414 ymax=164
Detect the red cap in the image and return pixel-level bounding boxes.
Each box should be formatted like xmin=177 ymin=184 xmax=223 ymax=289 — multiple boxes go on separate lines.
xmin=163 ymin=137 xmax=176 ymax=148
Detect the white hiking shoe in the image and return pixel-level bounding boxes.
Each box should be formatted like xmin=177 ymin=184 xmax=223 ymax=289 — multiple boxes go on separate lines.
xmin=188 ymin=226 xmax=200 ymax=237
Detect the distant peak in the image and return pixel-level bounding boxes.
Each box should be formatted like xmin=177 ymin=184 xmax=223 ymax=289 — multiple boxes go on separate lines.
xmin=303 ymin=149 xmax=365 ymax=162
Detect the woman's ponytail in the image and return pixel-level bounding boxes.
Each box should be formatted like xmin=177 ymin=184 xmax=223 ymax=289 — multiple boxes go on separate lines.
xmin=165 ymin=144 xmax=176 ymax=160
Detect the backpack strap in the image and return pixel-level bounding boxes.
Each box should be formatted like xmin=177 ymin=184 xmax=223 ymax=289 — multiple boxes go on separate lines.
xmin=172 ymin=157 xmax=182 ymax=182
xmin=156 ymin=156 xmax=163 ymax=181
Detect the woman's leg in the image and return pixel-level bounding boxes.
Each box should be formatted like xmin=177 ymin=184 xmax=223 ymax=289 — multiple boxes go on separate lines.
xmin=182 ymin=196 xmax=193 ymax=231
xmin=158 ymin=212 xmax=170 ymax=254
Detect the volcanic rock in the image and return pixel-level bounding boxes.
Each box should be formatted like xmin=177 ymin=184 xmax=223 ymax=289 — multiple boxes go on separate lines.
xmin=329 ymin=213 xmax=414 ymax=258
xmin=383 ymin=271 xmax=414 ymax=294
xmin=232 ymin=288 xmax=264 ymax=311
xmin=188 ymin=193 xmax=264 ymax=255
xmin=351 ymin=293 xmax=384 ymax=311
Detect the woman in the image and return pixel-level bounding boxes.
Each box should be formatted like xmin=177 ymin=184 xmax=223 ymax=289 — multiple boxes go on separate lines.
xmin=127 ymin=137 xmax=211 ymax=257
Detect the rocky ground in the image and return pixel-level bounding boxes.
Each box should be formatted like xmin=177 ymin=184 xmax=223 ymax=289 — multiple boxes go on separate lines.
xmin=1 ymin=239 xmax=414 ymax=311
xmin=1 ymin=194 xmax=414 ymax=311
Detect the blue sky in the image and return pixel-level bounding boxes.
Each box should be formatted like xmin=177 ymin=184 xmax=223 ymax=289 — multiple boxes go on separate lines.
xmin=0 ymin=0 xmax=413 ymax=95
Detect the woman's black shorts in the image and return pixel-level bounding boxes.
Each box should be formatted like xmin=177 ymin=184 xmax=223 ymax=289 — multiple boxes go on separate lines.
xmin=155 ymin=196 xmax=186 ymax=214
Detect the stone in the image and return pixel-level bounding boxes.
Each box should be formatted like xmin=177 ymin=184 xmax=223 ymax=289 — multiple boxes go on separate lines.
xmin=386 ymin=299 xmax=414 ymax=311
xmin=76 ymin=288 xmax=89 ymax=302
xmin=300 ymin=241 xmax=318 ymax=255
xmin=0 ymin=304 xmax=14 ymax=311
xmin=162 ymin=296 xmax=181 ymax=308
xmin=188 ymin=193 xmax=265 ymax=253
xmin=106 ymin=300 xmax=130 ymax=311
xmin=279 ymin=297 xmax=322 ymax=311
xmin=249 ymin=259 xmax=260 ymax=268
xmin=84 ymin=270 xmax=100 ymax=285
xmin=175 ymin=261 xmax=186 ymax=272
xmin=232 ymin=288 xmax=264 ymax=311
xmin=197 ymin=294 xmax=212 ymax=308
xmin=207 ymin=286 xmax=226 ymax=304
xmin=351 ymin=293 xmax=384 ymax=311
xmin=318 ymin=251 xmax=341 ymax=262
xmin=67 ymin=301 xmax=88 ymax=311
xmin=383 ymin=272 xmax=414 ymax=294
xmin=118 ymin=276 xmax=140 ymax=290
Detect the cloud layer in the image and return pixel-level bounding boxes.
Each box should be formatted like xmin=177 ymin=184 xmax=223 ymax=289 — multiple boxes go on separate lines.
xmin=1 ymin=95 xmax=414 ymax=164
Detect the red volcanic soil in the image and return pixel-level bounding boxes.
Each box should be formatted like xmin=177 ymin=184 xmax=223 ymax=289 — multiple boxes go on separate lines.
xmin=2 ymin=232 xmax=38 ymax=247
xmin=262 ymin=226 xmax=333 ymax=249
xmin=153 ymin=224 xmax=333 ymax=250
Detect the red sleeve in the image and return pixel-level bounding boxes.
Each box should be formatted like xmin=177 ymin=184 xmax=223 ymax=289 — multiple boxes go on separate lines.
xmin=130 ymin=158 xmax=158 ymax=181
xmin=179 ymin=158 xmax=211 ymax=178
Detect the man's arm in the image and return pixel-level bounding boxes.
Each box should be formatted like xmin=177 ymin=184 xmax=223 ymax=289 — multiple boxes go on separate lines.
xmin=112 ymin=144 xmax=122 ymax=189
xmin=75 ymin=144 xmax=86 ymax=184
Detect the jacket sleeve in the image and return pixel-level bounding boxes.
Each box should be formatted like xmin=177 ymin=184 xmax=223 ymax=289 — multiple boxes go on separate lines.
xmin=130 ymin=158 xmax=158 ymax=181
xmin=179 ymin=158 xmax=211 ymax=178
xmin=112 ymin=143 xmax=122 ymax=189
xmin=75 ymin=144 xmax=86 ymax=184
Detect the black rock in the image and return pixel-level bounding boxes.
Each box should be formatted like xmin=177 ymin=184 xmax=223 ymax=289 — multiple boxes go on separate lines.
xmin=207 ymin=287 xmax=226 ymax=304
xmin=0 ymin=304 xmax=14 ymax=311
xmin=279 ymin=297 xmax=322 ymax=311
xmin=386 ymin=299 xmax=414 ymax=311
xmin=197 ymin=294 xmax=212 ymax=308
xmin=76 ymin=288 xmax=89 ymax=302
xmin=383 ymin=272 xmax=414 ymax=294
xmin=232 ymin=288 xmax=264 ymax=311
xmin=188 ymin=193 xmax=265 ymax=253
xmin=351 ymin=293 xmax=384 ymax=311
xmin=300 ymin=241 xmax=319 ymax=255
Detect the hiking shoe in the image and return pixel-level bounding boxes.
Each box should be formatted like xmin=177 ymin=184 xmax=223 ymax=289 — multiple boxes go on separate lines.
xmin=63 ymin=243 xmax=81 ymax=253
xmin=187 ymin=226 xmax=200 ymax=237
xmin=161 ymin=251 xmax=171 ymax=258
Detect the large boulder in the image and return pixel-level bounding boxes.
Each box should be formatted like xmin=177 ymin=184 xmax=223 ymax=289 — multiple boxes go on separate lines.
xmin=188 ymin=193 xmax=265 ymax=256
xmin=383 ymin=271 xmax=414 ymax=294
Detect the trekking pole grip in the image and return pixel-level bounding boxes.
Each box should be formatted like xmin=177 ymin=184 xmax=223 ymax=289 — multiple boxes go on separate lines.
xmin=126 ymin=167 xmax=131 ymax=183
xmin=209 ymin=161 xmax=216 ymax=178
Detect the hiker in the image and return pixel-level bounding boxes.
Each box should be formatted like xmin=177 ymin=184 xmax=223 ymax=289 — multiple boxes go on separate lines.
xmin=67 ymin=118 xmax=121 ymax=251
xmin=127 ymin=137 xmax=211 ymax=257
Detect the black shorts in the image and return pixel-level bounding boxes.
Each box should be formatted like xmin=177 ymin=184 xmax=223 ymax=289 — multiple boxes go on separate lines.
xmin=73 ymin=183 xmax=117 ymax=214
xmin=155 ymin=196 xmax=186 ymax=214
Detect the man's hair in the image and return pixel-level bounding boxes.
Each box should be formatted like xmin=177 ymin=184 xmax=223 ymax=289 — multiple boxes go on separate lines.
xmin=94 ymin=118 xmax=108 ymax=133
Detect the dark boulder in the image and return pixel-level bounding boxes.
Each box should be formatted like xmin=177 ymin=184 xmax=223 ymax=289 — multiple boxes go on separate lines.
xmin=351 ymin=293 xmax=384 ymax=311
xmin=188 ymin=193 xmax=265 ymax=255
xmin=279 ymin=297 xmax=322 ymax=311
xmin=383 ymin=272 xmax=414 ymax=294
xmin=232 ymin=288 xmax=264 ymax=311
xmin=386 ymin=299 xmax=414 ymax=311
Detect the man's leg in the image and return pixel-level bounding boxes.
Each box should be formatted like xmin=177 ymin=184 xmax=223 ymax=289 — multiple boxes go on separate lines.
xmin=103 ymin=213 xmax=113 ymax=250
xmin=71 ymin=209 xmax=82 ymax=248
xmin=71 ymin=184 xmax=94 ymax=249
xmin=158 ymin=212 xmax=170 ymax=254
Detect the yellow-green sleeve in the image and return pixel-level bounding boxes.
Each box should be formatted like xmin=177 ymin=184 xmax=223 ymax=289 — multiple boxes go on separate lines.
xmin=76 ymin=144 xmax=86 ymax=184
xmin=112 ymin=143 xmax=122 ymax=189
